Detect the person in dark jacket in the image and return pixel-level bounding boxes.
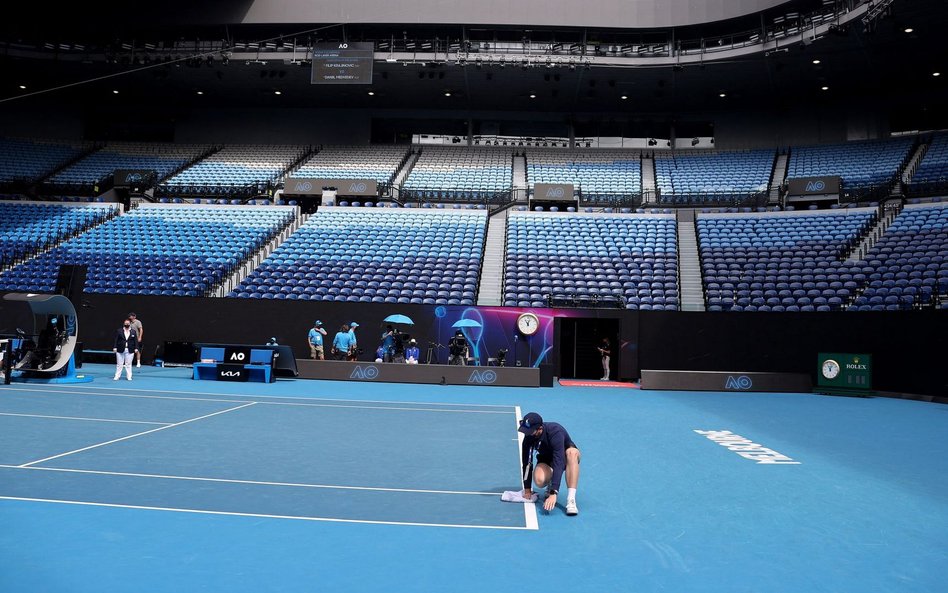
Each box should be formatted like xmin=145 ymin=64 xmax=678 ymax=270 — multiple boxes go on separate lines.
xmin=519 ymin=412 xmax=581 ymax=515
xmin=112 ymin=318 xmax=139 ymax=381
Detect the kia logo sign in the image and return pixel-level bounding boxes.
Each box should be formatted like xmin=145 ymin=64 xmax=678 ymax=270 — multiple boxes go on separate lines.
xmin=221 ymin=370 xmax=242 ymax=377
xmin=805 ymin=180 xmax=826 ymax=192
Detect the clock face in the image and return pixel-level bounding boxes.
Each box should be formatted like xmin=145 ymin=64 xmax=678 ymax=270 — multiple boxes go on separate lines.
xmin=822 ymin=359 xmax=840 ymax=380
xmin=517 ymin=313 xmax=539 ymax=335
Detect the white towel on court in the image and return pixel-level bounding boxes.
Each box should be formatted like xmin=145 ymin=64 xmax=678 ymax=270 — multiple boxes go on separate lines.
xmin=501 ymin=490 xmax=538 ymax=503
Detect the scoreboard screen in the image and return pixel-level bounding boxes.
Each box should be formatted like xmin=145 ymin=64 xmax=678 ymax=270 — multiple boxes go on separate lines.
xmin=310 ymin=42 xmax=374 ymax=84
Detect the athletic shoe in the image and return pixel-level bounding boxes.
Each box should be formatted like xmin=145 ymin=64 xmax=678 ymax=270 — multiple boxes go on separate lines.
xmin=566 ymin=499 xmax=579 ymax=516
xmin=113 ymin=377 xmax=119 ymax=381
xmin=136 ymin=362 xmax=141 ymax=368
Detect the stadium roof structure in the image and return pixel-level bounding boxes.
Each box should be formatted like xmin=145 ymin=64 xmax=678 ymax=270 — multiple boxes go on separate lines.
xmin=0 ymin=0 xmax=945 ymax=123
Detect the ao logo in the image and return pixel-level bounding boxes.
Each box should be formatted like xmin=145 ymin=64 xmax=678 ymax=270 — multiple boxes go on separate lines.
xmin=349 ymin=182 xmax=367 ymax=193
xmin=350 ymin=365 xmax=380 ymax=380
xmin=468 ymin=370 xmax=498 ymax=384
xmin=725 ymin=375 xmax=753 ymax=390
xmin=805 ymin=180 xmax=826 ymax=192
xmin=545 ymin=187 xmax=565 ymax=199
xmin=295 ymin=181 xmax=313 ymax=192
xmin=125 ymin=173 xmax=143 ymax=183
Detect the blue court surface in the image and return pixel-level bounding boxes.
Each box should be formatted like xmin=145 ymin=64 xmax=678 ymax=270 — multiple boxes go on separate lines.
xmin=1 ymin=363 xmax=947 ymax=593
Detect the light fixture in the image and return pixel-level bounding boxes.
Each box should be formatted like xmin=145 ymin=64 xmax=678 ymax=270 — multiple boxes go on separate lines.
xmin=444 ymin=91 xmax=452 ymax=97
xmin=196 ymin=91 xmax=204 ymax=95
xmin=112 ymin=90 xmax=119 ymax=94
xmin=719 ymin=92 xmax=726 ymax=98
xmin=274 ymin=90 xmax=282 ymax=95
xmin=904 ymin=27 xmax=914 ymax=33
xmin=934 ymin=72 xmax=941 ymax=77
xmin=812 ymin=59 xmax=821 ymax=64
xmin=529 ymin=93 xmax=536 ymax=99
xmin=620 ymin=95 xmax=628 ymax=100
xmin=18 ymin=85 xmax=26 ymax=89
xmin=821 ymin=86 xmax=829 ymax=91
xmin=367 ymin=91 xmax=375 ymax=95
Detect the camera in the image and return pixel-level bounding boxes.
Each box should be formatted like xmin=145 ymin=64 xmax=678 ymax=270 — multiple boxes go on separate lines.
xmin=448 ymin=333 xmax=467 ymax=356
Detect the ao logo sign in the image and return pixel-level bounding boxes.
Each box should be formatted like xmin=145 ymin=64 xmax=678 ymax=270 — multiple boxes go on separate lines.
xmin=468 ymin=370 xmax=498 ymax=384
xmin=545 ymin=187 xmax=565 ymax=199
xmin=294 ymin=181 xmax=314 ymax=192
xmin=228 ymin=352 xmax=247 ymax=362
xmin=725 ymin=375 xmax=753 ymax=390
xmin=125 ymin=173 xmax=143 ymax=183
xmin=350 ymin=365 xmax=380 ymax=380
xmin=805 ymin=180 xmax=826 ymax=192
xmin=349 ymin=182 xmax=368 ymax=193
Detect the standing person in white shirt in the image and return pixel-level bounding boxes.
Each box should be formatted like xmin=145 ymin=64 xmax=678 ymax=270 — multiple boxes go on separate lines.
xmin=112 ymin=318 xmax=139 ymax=381
xmin=128 ymin=312 xmax=144 ymax=367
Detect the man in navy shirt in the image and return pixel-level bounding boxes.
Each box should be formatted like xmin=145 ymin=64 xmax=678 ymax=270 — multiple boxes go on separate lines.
xmin=519 ymin=412 xmax=581 ymax=515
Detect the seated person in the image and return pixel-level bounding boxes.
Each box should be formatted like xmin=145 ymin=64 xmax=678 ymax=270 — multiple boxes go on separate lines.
xmin=405 ymin=339 xmax=421 ymax=364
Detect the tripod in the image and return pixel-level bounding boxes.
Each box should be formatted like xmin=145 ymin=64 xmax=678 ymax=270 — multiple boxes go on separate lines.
xmin=426 ymin=342 xmax=446 ymax=364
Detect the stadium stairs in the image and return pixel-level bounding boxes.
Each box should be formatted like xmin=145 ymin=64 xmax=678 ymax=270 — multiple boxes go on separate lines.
xmin=900 ymin=139 xmax=930 ymax=187
xmin=391 ymin=148 xmax=421 ymax=201
xmin=768 ymin=151 xmax=788 ymax=204
xmin=512 ymin=153 xmax=527 ymax=203
xmin=844 ymin=200 xmax=902 ymax=264
xmin=676 ymin=209 xmax=705 ymax=311
xmin=475 ymin=206 xmax=509 ymax=306
xmin=641 ymin=154 xmax=657 ymax=204
xmin=210 ymin=205 xmax=303 ymax=297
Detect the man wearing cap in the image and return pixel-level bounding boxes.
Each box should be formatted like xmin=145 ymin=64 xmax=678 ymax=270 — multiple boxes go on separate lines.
xmin=347 ymin=322 xmax=360 ymax=361
xmin=519 ymin=412 xmax=581 ymax=516
xmin=307 ymin=320 xmax=327 ymax=360
xmin=128 ymin=313 xmax=143 ymax=368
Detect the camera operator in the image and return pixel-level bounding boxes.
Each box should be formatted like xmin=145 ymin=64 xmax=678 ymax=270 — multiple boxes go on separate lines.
xmin=392 ymin=331 xmax=408 ymax=363
xmin=380 ymin=325 xmax=396 ymax=362
xmin=448 ymin=330 xmax=468 ymax=366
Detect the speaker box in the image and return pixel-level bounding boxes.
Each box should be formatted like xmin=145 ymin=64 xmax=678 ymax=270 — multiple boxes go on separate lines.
xmin=55 ymin=264 xmax=88 ymax=308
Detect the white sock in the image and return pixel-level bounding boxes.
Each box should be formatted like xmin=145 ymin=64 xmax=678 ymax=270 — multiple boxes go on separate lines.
xmin=567 ymin=488 xmax=577 ymax=501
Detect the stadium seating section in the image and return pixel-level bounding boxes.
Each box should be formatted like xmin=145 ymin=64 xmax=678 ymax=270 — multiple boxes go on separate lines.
xmin=228 ymin=207 xmax=487 ymax=304
xmin=786 ymin=137 xmax=913 ymax=191
xmin=48 ymin=142 xmax=211 ymax=187
xmin=504 ymin=212 xmax=678 ymax=309
xmin=850 ymin=203 xmax=947 ymax=310
xmin=698 ymin=209 xmax=876 ymax=311
xmin=0 ymin=138 xmax=88 ymax=183
xmin=0 ymin=202 xmax=117 ymax=269
xmin=162 ymin=145 xmax=307 ymax=191
xmin=655 ymin=149 xmax=773 ymax=204
xmin=526 ymin=149 xmax=642 ymax=202
xmin=910 ymin=134 xmax=948 ymax=190
xmin=294 ymin=145 xmax=410 ymax=184
xmin=403 ymin=146 xmax=512 ymax=200
xmin=0 ymin=205 xmax=293 ymax=297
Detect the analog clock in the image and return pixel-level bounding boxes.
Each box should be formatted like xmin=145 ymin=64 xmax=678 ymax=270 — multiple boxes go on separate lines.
xmin=516 ymin=312 xmax=540 ymax=336
xmin=821 ymin=359 xmax=840 ymax=380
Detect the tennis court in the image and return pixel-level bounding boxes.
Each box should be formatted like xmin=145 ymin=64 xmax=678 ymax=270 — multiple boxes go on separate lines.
xmin=2 ymin=363 xmax=947 ymax=593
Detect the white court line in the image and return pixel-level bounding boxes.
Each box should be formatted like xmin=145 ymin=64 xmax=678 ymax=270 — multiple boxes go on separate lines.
xmin=0 ymin=497 xmax=534 ymax=530
xmin=0 ymin=412 xmax=169 ymax=426
xmin=29 ymin=383 xmax=516 ymax=409
xmin=515 ymin=405 xmax=540 ymax=530
xmin=0 ymin=465 xmax=502 ymax=496
xmin=17 ymin=402 xmax=257 ymax=468
xmin=0 ymin=386 xmax=511 ymax=414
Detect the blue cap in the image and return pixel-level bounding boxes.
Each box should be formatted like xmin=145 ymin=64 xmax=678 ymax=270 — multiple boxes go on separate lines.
xmin=314 ymin=320 xmax=323 ymax=326
xmin=350 ymin=322 xmax=359 ymax=328
xmin=518 ymin=412 xmax=543 ymax=435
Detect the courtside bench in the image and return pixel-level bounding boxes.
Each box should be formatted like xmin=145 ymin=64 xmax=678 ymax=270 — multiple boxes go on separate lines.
xmin=192 ymin=346 xmax=276 ymax=383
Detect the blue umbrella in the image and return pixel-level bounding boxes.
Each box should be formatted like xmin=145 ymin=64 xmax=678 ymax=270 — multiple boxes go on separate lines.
xmin=383 ymin=314 xmax=414 ymax=325
xmin=451 ymin=319 xmax=482 ymax=329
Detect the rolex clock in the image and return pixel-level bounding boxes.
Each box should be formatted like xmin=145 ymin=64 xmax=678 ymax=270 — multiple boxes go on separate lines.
xmin=821 ymin=358 xmax=840 ymax=380
xmin=817 ymin=352 xmax=872 ymax=395
xmin=516 ymin=312 xmax=540 ymax=336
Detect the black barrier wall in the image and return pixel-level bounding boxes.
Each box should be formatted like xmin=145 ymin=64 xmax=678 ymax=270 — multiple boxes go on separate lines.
xmin=4 ymin=292 xmax=944 ymax=397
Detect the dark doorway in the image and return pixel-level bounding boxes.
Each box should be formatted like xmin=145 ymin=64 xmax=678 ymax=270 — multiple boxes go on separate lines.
xmin=558 ymin=318 xmax=619 ymax=380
